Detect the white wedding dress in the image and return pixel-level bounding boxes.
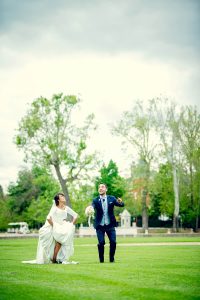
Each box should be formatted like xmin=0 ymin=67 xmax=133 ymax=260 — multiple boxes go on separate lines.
xmin=22 ymin=205 xmax=78 ymax=264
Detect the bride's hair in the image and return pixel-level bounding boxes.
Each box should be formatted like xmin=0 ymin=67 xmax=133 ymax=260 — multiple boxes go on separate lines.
xmin=54 ymin=192 xmax=65 ymax=206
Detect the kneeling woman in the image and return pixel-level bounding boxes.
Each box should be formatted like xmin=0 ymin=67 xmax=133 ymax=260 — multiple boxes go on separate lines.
xmin=24 ymin=193 xmax=78 ymax=264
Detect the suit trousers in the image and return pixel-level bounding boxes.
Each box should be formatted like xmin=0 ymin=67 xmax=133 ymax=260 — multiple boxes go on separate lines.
xmin=96 ymin=224 xmax=116 ymax=246
xmin=96 ymin=225 xmax=116 ymax=262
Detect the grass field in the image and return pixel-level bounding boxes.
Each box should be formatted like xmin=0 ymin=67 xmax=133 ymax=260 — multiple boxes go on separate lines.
xmin=0 ymin=236 xmax=200 ymax=300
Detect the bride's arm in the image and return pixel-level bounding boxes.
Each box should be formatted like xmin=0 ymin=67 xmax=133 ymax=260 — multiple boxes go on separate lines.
xmin=46 ymin=206 xmax=56 ymax=226
xmin=72 ymin=216 xmax=78 ymax=225
xmin=66 ymin=206 xmax=78 ymax=225
xmin=47 ymin=216 xmax=53 ymax=226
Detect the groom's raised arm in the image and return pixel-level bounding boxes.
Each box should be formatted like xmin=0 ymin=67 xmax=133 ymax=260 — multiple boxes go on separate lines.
xmin=114 ymin=197 xmax=125 ymax=207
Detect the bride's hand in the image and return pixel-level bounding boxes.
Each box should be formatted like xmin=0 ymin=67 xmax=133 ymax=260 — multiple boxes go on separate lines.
xmin=72 ymin=217 xmax=77 ymax=225
xmin=47 ymin=217 xmax=53 ymax=226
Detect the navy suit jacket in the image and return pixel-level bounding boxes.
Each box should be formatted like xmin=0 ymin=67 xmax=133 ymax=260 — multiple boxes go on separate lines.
xmin=92 ymin=195 xmax=124 ymax=229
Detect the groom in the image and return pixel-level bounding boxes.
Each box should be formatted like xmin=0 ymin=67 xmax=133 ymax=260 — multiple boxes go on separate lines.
xmin=92 ymin=183 xmax=124 ymax=263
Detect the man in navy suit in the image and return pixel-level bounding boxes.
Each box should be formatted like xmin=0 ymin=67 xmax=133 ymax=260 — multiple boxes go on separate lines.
xmin=92 ymin=183 xmax=125 ymax=263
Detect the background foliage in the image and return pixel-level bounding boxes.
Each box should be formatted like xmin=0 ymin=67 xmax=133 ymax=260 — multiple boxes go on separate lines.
xmin=0 ymin=97 xmax=199 ymax=231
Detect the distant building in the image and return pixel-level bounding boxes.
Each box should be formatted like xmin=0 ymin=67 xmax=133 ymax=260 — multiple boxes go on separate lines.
xmin=120 ymin=209 xmax=131 ymax=228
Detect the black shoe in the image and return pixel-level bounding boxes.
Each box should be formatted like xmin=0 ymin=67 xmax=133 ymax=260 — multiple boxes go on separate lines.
xmin=109 ymin=242 xmax=116 ymax=263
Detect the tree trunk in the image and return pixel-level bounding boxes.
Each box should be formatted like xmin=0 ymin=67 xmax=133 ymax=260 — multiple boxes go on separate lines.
xmin=172 ymin=164 xmax=179 ymax=232
xmin=142 ymin=188 xmax=148 ymax=230
xmin=189 ymin=163 xmax=194 ymax=207
xmin=195 ymin=215 xmax=199 ymax=232
xmin=195 ymin=193 xmax=200 ymax=232
xmin=173 ymin=214 xmax=179 ymax=231
xmin=53 ymin=164 xmax=71 ymax=207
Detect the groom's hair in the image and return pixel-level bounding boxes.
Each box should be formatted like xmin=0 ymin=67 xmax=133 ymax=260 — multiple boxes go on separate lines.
xmin=54 ymin=192 xmax=65 ymax=206
xmin=99 ymin=183 xmax=107 ymax=188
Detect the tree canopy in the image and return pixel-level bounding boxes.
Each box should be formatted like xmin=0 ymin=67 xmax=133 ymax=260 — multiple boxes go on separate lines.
xmin=94 ymin=160 xmax=126 ymax=198
xmin=15 ymin=93 xmax=99 ymax=206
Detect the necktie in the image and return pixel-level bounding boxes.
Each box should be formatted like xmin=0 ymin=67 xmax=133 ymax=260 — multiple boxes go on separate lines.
xmin=102 ymin=199 xmax=106 ymax=212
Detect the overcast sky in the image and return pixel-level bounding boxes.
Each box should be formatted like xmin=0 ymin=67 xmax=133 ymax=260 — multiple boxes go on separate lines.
xmin=0 ymin=0 xmax=200 ymax=192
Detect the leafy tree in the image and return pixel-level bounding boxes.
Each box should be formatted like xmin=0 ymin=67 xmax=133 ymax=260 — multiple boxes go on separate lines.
xmin=112 ymin=100 xmax=159 ymax=229
xmin=7 ymin=168 xmax=40 ymax=214
xmin=94 ymin=160 xmax=126 ymax=198
xmin=69 ymin=183 xmax=95 ymax=226
xmin=0 ymin=184 xmax=12 ymax=231
xmin=0 ymin=199 xmax=12 ymax=231
xmin=129 ymin=161 xmax=153 ymax=219
xmin=15 ymin=93 xmax=98 ymax=206
xmin=154 ymin=98 xmax=182 ymax=231
xmin=150 ymin=163 xmax=174 ymax=218
xmin=155 ymin=100 xmax=200 ymax=231
xmin=93 ymin=160 xmax=127 ymax=225
xmin=32 ymin=166 xmax=60 ymax=196
xmin=24 ymin=194 xmax=54 ymax=229
xmin=178 ymin=106 xmax=200 ymax=231
xmin=7 ymin=166 xmax=60 ymax=227
xmin=0 ymin=185 xmax=4 ymax=199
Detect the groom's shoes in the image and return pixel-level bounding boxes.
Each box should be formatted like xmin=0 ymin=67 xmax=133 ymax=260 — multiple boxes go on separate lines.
xmin=109 ymin=242 xmax=116 ymax=263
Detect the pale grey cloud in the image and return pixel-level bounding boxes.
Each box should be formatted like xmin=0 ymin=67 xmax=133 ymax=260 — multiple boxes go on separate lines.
xmin=0 ymin=0 xmax=199 ymax=63
xmin=0 ymin=0 xmax=199 ymax=191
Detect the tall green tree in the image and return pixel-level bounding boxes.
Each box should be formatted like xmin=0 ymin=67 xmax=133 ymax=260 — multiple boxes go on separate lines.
xmin=178 ymin=105 xmax=200 ymax=231
xmin=69 ymin=183 xmax=95 ymax=226
xmin=94 ymin=160 xmax=126 ymax=198
xmin=154 ymin=98 xmax=182 ymax=231
xmin=112 ymin=100 xmax=159 ymax=230
xmin=7 ymin=166 xmax=60 ymax=225
xmin=0 ymin=185 xmax=4 ymax=199
xmin=25 ymin=194 xmax=56 ymax=229
xmin=0 ymin=187 xmax=12 ymax=231
xmin=7 ymin=167 xmax=40 ymax=214
xmin=151 ymin=163 xmax=174 ymax=218
xmin=0 ymin=199 xmax=12 ymax=231
xmin=15 ymin=93 xmax=98 ymax=206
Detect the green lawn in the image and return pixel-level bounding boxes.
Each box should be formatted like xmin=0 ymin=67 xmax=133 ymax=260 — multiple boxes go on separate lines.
xmin=0 ymin=236 xmax=200 ymax=300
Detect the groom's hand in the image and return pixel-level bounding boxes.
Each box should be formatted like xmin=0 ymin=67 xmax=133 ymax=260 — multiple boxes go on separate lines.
xmin=117 ymin=197 xmax=123 ymax=204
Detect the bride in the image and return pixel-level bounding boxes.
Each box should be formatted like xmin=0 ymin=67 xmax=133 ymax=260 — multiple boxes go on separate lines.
xmin=23 ymin=192 xmax=78 ymax=264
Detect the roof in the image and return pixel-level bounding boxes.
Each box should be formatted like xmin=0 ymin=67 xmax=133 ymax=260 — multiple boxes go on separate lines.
xmin=120 ymin=209 xmax=131 ymax=217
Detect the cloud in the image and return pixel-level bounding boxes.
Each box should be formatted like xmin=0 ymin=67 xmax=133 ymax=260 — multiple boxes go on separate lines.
xmin=0 ymin=0 xmax=199 ymax=64
xmin=0 ymin=0 xmax=199 ymax=191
